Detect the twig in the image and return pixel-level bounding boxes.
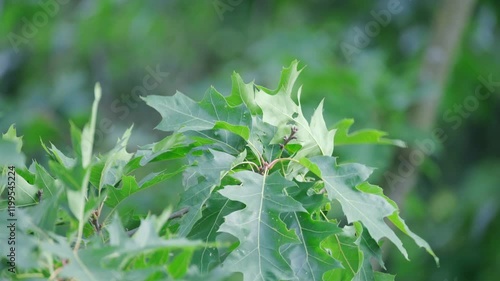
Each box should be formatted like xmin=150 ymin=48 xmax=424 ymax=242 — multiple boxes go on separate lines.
xmin=126 ymin=207 xmax=189 ymax=237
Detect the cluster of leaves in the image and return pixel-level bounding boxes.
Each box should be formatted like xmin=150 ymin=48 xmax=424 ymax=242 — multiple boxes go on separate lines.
xmin=0 ymin=61 xmax=437 ymax=280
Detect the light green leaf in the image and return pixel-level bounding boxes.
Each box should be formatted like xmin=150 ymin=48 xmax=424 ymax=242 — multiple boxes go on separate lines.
xmin=81 ymin=83 xmax=101 ymax=168
xmin=357 ymin=182 xmax=439 ymax=265
xmin=374 ymin=272 xmax=396 ymax=281
xmin=0 ymin=125 xmax=25 ymax=167
xmin=227 ymin=72 xmax=260 ymax=114
xmin=107 ymin=214 xmax=205 ymax=258
xmin=97 ymin=126 xmax=134 ymax=193
xmin=333 ymin=119 xmax=406 ymax=147
xmin=213 ymin=121 xmax=250 ymax=140
xmin=42 ymin=235 xmax=116 ymax=281
xmin=29 ymin=164 xmax=65 ymax=231
xmin=67 ymin=188 xmax=85 ymax=221
xmin=10 ymin=174 xmax=39 ymax=207
xmin=254 ymin=69 xmax=335 ymax=177
xmin=44 ymin=142 xmax=77 ymax=169
xmin=2 ymin=124 xmax=23 ymax=151
xmin=305 ymin=156 xmax=409 ymax=259
xmin=106 ymin=175 xmax=139 ymax=208
xmin=256 ymin=60 xmax=303 ymax=96
xmin=167 ymin=248 xmax=194 ymax=278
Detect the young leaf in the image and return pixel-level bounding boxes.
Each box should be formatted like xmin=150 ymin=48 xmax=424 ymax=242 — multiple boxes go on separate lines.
xmin=227 ymin=72 xmax=260 ymax=115
xmin=95 ymin=126 xmax=134 ymax=193
xmin=254 ymin=66 xmax=335 ymax=177
xmin=81 ymin=83 xmax=101 ymax=169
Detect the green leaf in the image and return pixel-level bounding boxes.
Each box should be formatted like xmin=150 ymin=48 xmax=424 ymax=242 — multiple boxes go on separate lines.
xmin=374 ymin=272 xmax=396 ymax=281
xmin=2 ymin=124 xmax=24 ymax=151
xmin=218 ymin=171 xmax=305 ymax=281
xmin=177 ymin=149 xmax=244 ymax=236
xmin=304 ymin=156 xmax=409 ymax=259
xmin=351 ymin=222 xmax=379 ymax=281
xmin=257 ymin=60 xmax=303 ymax=96
xmin=167 ymin=248 xmax=194 ymax=278
xmin=143 ymin=87 xmax=251 ymax=136
xmin=322 ymin=225 xmax=363 ymax=281
xmin=247 ymin=116 xmax=281 ymax=163
xmin=188 ymin=192 xmax=244 ymax=273
xmin=96 ymin=126 xmax=134 ymax=193
xmin=45 ymin=143 xmax=77 ymax=169
xmin=357 ymin=182 xmax=439 ymax=265
xmin=106 ymin=167 xmax=184 ymax=209
xmin=213 ymin=121 xmax=250 ymax=140
xmin=185 ymin=130 xmax=246 ymax=156
xmin=106 ymin=213 xmax=205 ymax=260
xmin=227 ymin=72 xmax=260 ymax=115
xmin=280 ymin=183 xmax=342 ymax=281
xmin=358 ymin=222 xmax=386 ymax=271
xmin=81 ymin=83 xmax=101 ymax=168
xmin=30 ymin=164 xmax=65 ymax=231
xmin=281 ymin=212 xmax=342 ymax=281
xmin=41 ymin=234 xmax=122 ymax=281
xmin=105 ymin=176 xmax=137 ymax=207
xmin=254 ymin=68 xmax=335 ymax=177
xmin=144 ymin=91 xmax=216 ymax=132
xmin=40 ymin=213 xmax=205 ymax=281
xmin=0 ymin=125 xmax=26 ymax=167
xmin=14 ymin=174 xmax=39 ymax=207
xmin=137 ymin=133 xmax=193 ymax=166
xmin=333 ymin=119 xmax=406 ymax=147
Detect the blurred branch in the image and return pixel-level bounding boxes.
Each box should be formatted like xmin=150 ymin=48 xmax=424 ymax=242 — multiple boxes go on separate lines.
xmin=385 ymin=0 xmax=477 ymax=205
xmin=377 ymin=0 xmax=477 ymax=269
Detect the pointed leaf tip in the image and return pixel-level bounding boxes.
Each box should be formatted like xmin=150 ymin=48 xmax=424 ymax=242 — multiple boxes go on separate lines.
xmin=94 ymin=82 xmax=102 ymax=100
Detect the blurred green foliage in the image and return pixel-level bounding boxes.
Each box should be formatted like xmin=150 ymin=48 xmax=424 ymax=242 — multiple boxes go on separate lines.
xmin=1 ymin=0 xmax=499 ymax=280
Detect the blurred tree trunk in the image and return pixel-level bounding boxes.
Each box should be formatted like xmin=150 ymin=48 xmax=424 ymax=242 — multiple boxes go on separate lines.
xmin=384 ymin=0 xmax=477 ymax=206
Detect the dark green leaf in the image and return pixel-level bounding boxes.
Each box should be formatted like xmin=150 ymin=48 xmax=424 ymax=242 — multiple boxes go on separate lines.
xmin=218 ymin=171 xmax=305 ymax=281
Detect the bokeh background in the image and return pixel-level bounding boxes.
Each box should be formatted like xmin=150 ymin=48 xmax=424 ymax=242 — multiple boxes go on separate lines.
xmin=1 ymin=0 xmax=499 ymax=280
